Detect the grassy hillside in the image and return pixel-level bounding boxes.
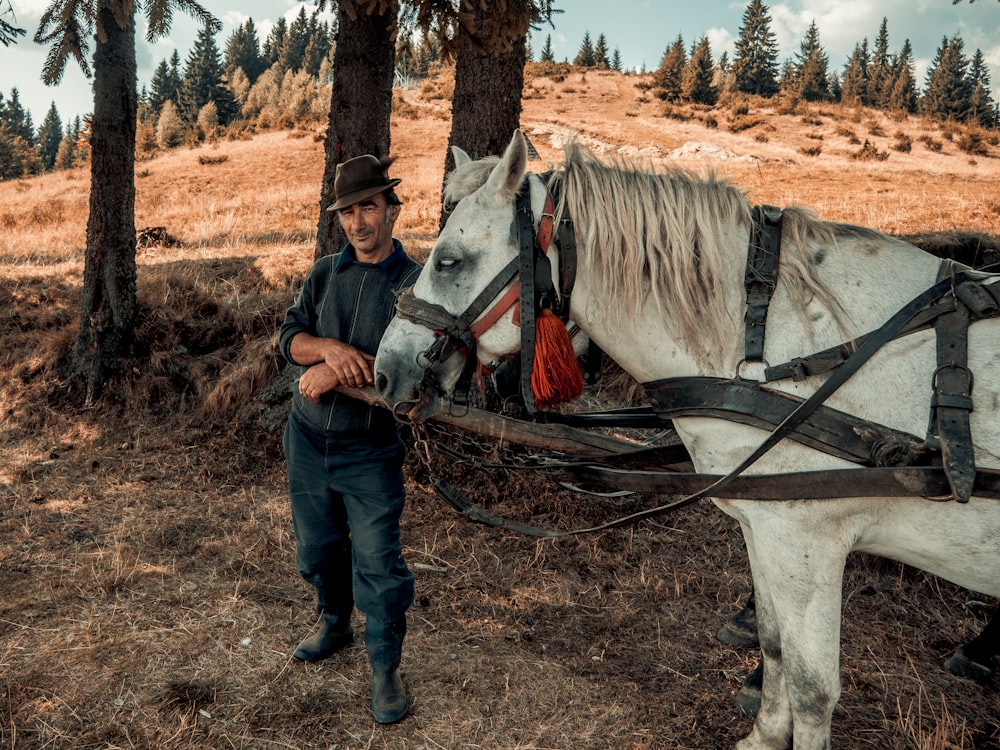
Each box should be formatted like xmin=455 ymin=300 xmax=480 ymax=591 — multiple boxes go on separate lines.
xmin=0 ymin=67 xmax=998 ymax=749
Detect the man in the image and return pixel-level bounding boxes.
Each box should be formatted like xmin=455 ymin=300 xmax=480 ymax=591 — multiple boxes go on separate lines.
xmin=279 ymin=154 xmax=421 ymax=724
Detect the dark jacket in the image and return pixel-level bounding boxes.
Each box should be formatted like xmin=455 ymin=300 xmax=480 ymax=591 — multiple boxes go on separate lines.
xmin=279 ymin=240 xmax=421 ymax=436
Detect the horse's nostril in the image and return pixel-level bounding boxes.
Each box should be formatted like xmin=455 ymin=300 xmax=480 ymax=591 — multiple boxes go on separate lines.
xmin=375 ymin=372 xmax=388 ymax=395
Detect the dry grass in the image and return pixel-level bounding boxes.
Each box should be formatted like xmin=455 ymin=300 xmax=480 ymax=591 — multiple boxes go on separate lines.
xmin=1 ymin=67 xmax=998 ymax=749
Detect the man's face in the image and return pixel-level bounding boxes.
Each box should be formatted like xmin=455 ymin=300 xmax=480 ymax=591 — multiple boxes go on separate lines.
xmin=338 ymin=193 xmax=399 ymax=261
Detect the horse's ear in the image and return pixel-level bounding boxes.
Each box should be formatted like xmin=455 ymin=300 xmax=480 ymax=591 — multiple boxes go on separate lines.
xmin=483 ymin=130 xmax=528 ymax=204
xmin=451 ymin=146 xmax=472 ymax=168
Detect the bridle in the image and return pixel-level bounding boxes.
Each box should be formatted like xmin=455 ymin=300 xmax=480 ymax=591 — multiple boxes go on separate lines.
xmin=393 ymin=173 xmax=575 ymax=417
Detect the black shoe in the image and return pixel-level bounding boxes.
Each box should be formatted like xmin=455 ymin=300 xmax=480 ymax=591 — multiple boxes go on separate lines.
xmin=292 ymin=614 xmax=354 ymax=662
xmin=371 ymin=663 xmax=408 ymax=724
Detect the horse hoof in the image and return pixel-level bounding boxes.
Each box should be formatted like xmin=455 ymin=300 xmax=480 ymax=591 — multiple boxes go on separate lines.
xmin=718 ymin=622 xmax=759 ymax=649
xmin=734 ymin=684 xmax=762 ymax=717
xmin=733 ymin=661 xmax=763 ymax=717
xmin=944 ymin=648 xmax=994 ymax=681
xmin=717 ymin=616 xmax=759 ymax=649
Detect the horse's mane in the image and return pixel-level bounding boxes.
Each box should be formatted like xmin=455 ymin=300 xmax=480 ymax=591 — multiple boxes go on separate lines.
xmin=552 ymin=140 xmax=844 ymax=359
xmin=445 ymin=140 xmax=845 ymax=362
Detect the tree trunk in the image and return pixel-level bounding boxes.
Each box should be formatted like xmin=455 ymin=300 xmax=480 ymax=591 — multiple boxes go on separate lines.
xmin=440 ymin=5 xmax=526 ymax=229
xmin=315 ymin=0 xmax=398 ymax=259
xmin=69 ymin=2 xmax=137 ymax=404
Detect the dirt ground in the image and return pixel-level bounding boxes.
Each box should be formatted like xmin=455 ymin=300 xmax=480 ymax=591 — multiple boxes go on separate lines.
xmin=2 ymin=66 xmax=999 ymax=749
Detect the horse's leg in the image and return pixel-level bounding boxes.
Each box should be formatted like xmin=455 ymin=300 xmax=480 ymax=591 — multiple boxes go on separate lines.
xmin=735 ymin=517 xmax=847 ymax=750
xmin=944 ymin=609 xmax=999 ymax=680
xmin=734 ymin=524 xmax=791 ymax=750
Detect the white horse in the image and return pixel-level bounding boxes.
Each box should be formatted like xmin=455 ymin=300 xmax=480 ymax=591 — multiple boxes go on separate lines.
xmin=374 ymin=131 xmax=1000 ymax=750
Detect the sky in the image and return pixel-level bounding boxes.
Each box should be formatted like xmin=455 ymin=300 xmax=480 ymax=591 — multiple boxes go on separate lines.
xmin=3 ymin=0 xmax=1000 ymax=128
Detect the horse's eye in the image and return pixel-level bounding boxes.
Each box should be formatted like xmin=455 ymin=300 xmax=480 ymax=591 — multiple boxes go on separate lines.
xmin=436 ymin=257 xmax=460 ymax=272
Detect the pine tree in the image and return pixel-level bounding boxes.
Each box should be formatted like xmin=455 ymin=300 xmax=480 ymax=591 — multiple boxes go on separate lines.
xmin=840 ymin=40 xmax=870 ymax=106
xmin=732 ymin=0 xmax=779 ymax=97
xmin=35 ymin=0 xmax=218 ymax=399
xmin=778 ymin=58 xmax=797 ymax=93
xmin=886 ymin=39 xmax=918 ymax=114
xmin=594 ymin=33 xmax=610 ymax=69
xmin=794 ymin=21 xmax=830 ymax=101
xmin=921 ymin=35 xmax=972 ymax=122
xmin=314 ymin=0 xmax=398 ymax=256
xmin=682 ymin=36 xmax=717 ymax=105
xmin=262 ymin=17 xmax=288 ymax=69
xmin=36 ymin=102 xmax=63 ymax=170
xmin=414 ymin=35 xmax=439 ymax=77
xmin=574 ymin=31 xmax=595 ymax=67
xmin=0 ymin=122 xmax=42 ymax=179
xmin=149 ymin=59 xmax=172 ymax=112
xmin=654 ymin=35 xmax=686 ymax=101
xmin=149 ymin=51 xmax=184 ymax=114
xmin=302 ymin=13 xmax=333 ymax=77
xmin=540 ymin=34 xmax=555 ymax=62
xmin=609 ymin=48 xmax=622 ymax=72
xmin=1 ymin=0 xmax=26 ymax=45
xmin=0 ymin=88 xmax=34 ymax=144
xmin=967 ymin=48 xmax=997 ymax=127
xmin=54 ymin=116 xmax=81 ymax=170
xmin=279 ymin=6 xmax=310 ymax=74
xmin=714 ymin=51 xmax=732 ymax=94
xmin=178 ymin=21 xmax=237 ymax=126
xmin=868 ymin=18 xmax=892 ymax=108
xmin=224 ymin=19 xmax=266 ymax=84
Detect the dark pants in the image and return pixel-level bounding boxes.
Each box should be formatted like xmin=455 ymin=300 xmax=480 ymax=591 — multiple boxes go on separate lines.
xmin=283 ymin=411 xmax=414 ymax=623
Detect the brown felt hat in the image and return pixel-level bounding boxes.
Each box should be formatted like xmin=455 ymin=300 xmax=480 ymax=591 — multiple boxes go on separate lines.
xmin=328 ymin=154 xmax=401 ymax=211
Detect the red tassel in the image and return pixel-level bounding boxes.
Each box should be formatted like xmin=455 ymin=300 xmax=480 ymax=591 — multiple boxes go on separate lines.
xmin=531 ymin=309 xmax=584 ymax=409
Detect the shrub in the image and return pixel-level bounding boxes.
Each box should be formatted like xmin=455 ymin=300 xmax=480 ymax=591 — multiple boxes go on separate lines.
xmin=851 ymin=139 xmax=888 ymax=161
xmin=892 ymin=132 xmax=912 ymax=153
xmin=155 ymin=101 xmax=185 ymax=150
xmin=799 ymin=145 xmax=822 ymax=157
xmin=956 ymin=129 xmax=989 ymax=156
xmin=920 ymin=135 xmax=943 ymax=153
xmin=728 ymin=116 xmax=765 ymax=133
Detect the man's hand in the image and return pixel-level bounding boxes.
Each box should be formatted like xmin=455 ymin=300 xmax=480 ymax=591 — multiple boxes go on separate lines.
xmin=319 ymin=339 xmax=376 ymax=388
xmin=290 ymin=334 xmax=375 ymax=402
xmin=298 ymin=363 xmax=340 ymax=403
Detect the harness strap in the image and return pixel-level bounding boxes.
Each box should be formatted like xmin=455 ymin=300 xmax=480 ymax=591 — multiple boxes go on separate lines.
xmin=433 ymin=466 xmax=1000 ymax=539
xmin=764 ymin=297 xmax=958 ymax=382
xmin=932 ymin=262 xmax=976 ymax=502
xmin=563 ymin=465 xmax=1000 ymax=502
xmin=395 ymin=255 xmax=520 ymax=356
xmin=744 ymin=205 xmax=783 ymax=362
xmin=643 ymin=377 xmax=926 ymax=467
xmin=516 ymin=184 xmax=540 ymax=413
